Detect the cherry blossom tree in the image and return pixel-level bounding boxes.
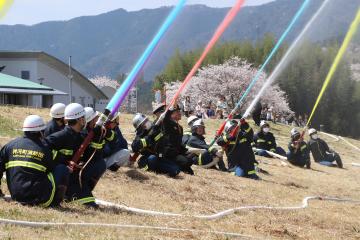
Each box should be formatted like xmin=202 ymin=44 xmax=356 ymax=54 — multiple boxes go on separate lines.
xmin=165 ymin=57 xmax=292 ymax=114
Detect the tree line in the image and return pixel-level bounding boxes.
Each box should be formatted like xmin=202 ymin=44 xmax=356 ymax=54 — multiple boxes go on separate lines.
xmin=153 ymin=35 xmax=360 ymax=138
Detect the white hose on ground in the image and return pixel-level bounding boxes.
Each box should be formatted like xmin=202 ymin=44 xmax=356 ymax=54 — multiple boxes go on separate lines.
xmin=351 ymin=163 xmax=360 ymax=167
xmin=0 ymin=218 xmax=254 ymax=239
xmin=96 ymin=196 xmax=360 ymax=220
xmin=339 ymin=136 xmax=360 ymax=152
xmin=319 ymin=132 xmax=340 ymax=142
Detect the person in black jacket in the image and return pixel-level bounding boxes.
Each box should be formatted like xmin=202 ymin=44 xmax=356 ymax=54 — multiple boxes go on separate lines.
xmin=46 ymin=104 xmax=104 ymax=207
xmin=131 ymin=113 xmax=180 ymax=177
xmin=187 ymin=119 xmax=227 ymax=171
xmin=286 ymin=128 xmax=311 ymax=168
xmin=103 ymin=112 xmax=130 ymax=171
xmin=252 ymin=101 xmax=262 ymax=126
xmin=217 ymin=119 xmax=260 ymax=180
xmin=307 ymin=128 xmax=343 ymax=168
xmin=159 ymin=104 xmax=194 ymax=175
xmin=67 ymin=106 xmax=107 ymax=207
xmin=253 ymin=121 xmax=286 ymax=157
xmin=44 ymin=103 xmax=66 ymax=137
xmin=0 ymin=115 xmax=69 ymax=207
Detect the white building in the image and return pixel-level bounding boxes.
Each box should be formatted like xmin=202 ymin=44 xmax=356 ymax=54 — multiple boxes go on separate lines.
xmin=0 ymin=51 xmax=107 ymax=108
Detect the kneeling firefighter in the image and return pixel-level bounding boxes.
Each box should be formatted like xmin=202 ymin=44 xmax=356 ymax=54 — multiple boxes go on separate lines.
xmin=0 ymin=115 xmax=69 ymax=207
xmin=132 ymin=113 xmax=180 ymax=177
xmin=217 ymin=119 xmax=260 ymax=180
xmin=187 ymin=119 xmax=227 ymax=171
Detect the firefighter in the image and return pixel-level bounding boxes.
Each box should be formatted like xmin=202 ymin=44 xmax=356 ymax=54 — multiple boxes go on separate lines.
xmin=253 ymin=121 xmax=286 ymax=157
xmin=187 ymin=119 xmax=227 ymax=171
xmin=44 ymin=103 xmax=66 ymax=137
xmin=307 ymin=128 xmax=343 ymax=168
xmin=287 ymin=128 xmax=311 ymax=168
xmin=131 ymin=113 xmax=180 ymax=177
xmin=103 ymin=112 xmax=130 ymax=171
xmin=0 ymin=115 xmax=69 ymax=207
xmin=182 ymin=115 xmax=199 ymax=145
xmin=46 ymin=103 xmax=103 ymax=207
xmin=217 ymin=119 xmax=260 ymax=180
xmin=159 ymin=104 xmax=194 ymax=175
xmin=65 ymin=106 xmax=107 ymax=208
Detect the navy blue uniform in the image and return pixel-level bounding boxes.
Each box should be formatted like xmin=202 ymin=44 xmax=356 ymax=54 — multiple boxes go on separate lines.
xmin=287 ymin=141 xmax=311 ymax=168
xmin=0 ymin=136 xmax=57 ymax=207
xmin=45 ymin=126 xmax=106 ymax=205
xmin=159 ymin=111 xmax=193 ymax=174
xmin=44 ymin=119 xmax=65 ymax=137
xmin=103 ymin=127 xmax=128 ymax=158
xmin=182 ymin=130 xmax=192 ymax=146
xmin=132 ymin=125 xmax=180 ymax=177
xmin=253 ymin=131 xmax=286 ymax=157
xmin=217 ymin=122 xmax=258 ymax=178
xmin=187 ymin=133 xmax=227 ymax=170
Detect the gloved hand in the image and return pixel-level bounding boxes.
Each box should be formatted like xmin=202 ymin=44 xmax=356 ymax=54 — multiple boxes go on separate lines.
xmin=216 ymin=150 xmax=223 ymax=158
xmin=93 ymin=125 xmax=103 ymax=139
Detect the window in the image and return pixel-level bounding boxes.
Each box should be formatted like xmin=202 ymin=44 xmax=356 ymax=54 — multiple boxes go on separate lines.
xmin=21 ymin=71 xmax=30 ymax=80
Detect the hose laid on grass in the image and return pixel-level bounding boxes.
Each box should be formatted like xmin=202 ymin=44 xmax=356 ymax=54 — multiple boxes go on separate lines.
xmin=339 ymin=136 xmax=360 ymax=152
xmin=0 ymin=218 xmax=254 ymax=239
xmin=95 ymin=196 xmax=360 ymax=220
xmin=1 ymin=196 xmax=358 ymax=238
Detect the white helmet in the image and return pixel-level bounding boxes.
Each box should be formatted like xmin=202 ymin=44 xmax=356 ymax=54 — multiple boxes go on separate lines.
xmin=50 ymin=103 xmax=65 ymax=118
xmin=187 ymin=116 xmax=199 ymax=127
xmin=192 ymin=119 xmax=205 ymax=128
xmin=308 ymin=128 xmax=317 ymax=136
xmin=84 ymin=107 xmax=98 ymax=123
xmin=224 ymin=120 xmax=238 ymax=133
xmin=132 ymin=113 xmax=148 ymax=129
xmin=291 ymin=128 xmax=300 ymax=137
xmin=64 ymin=103 xmax=85 ymax=120
xmin=23 ymin=115 xmax=46 ymax=132
xmin=260 ymin=120 xmax=269 ymax=128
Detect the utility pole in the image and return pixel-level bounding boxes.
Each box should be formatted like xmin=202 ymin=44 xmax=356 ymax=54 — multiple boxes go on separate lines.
xmin=68 ymin=56 xmax=73 ymax=103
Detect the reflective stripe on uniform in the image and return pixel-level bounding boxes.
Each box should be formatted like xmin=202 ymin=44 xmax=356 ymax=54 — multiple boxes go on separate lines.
xmin=270 ymin=148 xmax=276 ymax=152
xmin=90 ymin=140 xmax=105 ymax=150
xmin=257 ymin=139 xmax=266 ymax=143
xmin=223 ymin=136 xmax=228 ymax=143
xmin=143 ymin=165 xmax=149 ymax=171
xmin=301 ymin=145 xmax=307 ymax=151
xmin=59 ymin=149 xmax=73 ymax=156
xmin=141 ymin=138 xmax=147 ymax=148
xmin=41 ymin=173 xmax=56 ymax=207
xmin=248 ymin=170 xmax=256 ymax=175
xmin=154 ymin=133 xmax=163 ymax=142
xmin=198 ymin=154 xmax=203 ymax=165
xmin=5 ymin=160 xmax=47 ymax=172
xmin=106 ymin=130 xmax=115 ymax=141
xmin=74 ymin=197 xmax=96 ymax=204
xmin=208 ymin=146 xmax=215 ymax=152
xmin=52 ymin=150 xmax=58 ymax=160
xmin=244 ymin=126 xmax=251 ymax=133
xmin=267 ymin=141 xmax=273 ymax=144
xmin=239 ymin=138 xmax=247 ymax=143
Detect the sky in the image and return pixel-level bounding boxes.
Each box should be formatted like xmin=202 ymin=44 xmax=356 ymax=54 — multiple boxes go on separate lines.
xmin=1 ymin=0 xmax=275 ymax=25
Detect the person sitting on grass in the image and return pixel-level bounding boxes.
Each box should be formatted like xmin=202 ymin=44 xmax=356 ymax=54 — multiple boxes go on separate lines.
xmin=307 ymin=128 xmax=343 ymax=168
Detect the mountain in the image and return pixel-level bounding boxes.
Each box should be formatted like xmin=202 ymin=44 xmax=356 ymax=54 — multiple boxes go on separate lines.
xmin=0 ymin=0 xmax=358 ymax=81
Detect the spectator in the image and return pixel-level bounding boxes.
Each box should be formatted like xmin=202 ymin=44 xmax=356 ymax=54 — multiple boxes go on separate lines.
xmin=182 ymin=96 xmax=191 ymax=117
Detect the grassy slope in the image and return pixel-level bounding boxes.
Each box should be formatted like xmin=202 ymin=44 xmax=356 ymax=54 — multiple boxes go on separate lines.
xmin=0 ymin=105 xmax=359 ymax=240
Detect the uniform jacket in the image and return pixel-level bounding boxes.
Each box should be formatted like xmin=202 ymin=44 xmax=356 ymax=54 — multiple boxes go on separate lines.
xmin=254 ymin=131 xmax=277 ymax=151
xmin=308 ymin=138 xmax=330 ymax=162
xmin=44 ymin=119 xmax=65 ymax=137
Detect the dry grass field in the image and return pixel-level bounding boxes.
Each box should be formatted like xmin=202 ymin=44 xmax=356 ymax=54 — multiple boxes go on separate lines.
xmin=0 ymin=105 xmax=359 ymax=240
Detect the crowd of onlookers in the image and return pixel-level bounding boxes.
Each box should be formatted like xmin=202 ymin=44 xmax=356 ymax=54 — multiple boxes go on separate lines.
xmin=180 ymin=95 xmax=308 ymax=127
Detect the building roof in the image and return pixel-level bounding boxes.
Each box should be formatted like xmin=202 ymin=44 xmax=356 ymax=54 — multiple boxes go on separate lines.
xmin=0 ymin=73 xmax=67 ymax=95
xmin=0 ymin=51 xmax=107 ymax=99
